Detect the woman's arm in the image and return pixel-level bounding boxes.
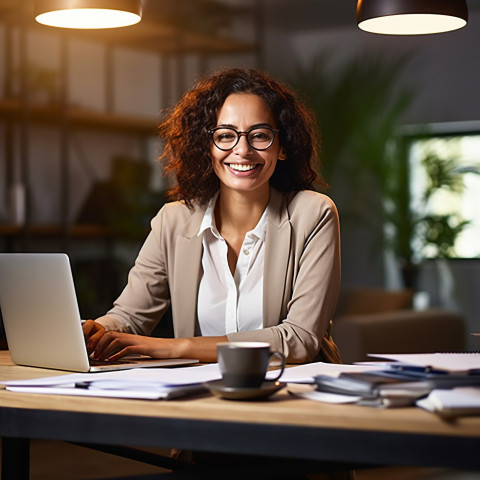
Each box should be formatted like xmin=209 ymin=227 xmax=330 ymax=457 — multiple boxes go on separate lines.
xmin=83 ymin=318 xmax=226 ymax=362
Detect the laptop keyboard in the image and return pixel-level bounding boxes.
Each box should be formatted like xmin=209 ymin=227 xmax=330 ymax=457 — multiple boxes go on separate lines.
xmin=89 ymin=358 xmax=135 ymax=366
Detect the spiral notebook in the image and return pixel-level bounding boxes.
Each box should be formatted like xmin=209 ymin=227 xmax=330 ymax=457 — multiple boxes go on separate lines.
xmin=368 ymin=353 xmax=480 ymax=374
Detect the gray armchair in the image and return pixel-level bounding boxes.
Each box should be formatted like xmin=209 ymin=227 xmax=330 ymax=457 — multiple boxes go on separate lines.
xmin=332 ymin=288 xmax=466 ymax=364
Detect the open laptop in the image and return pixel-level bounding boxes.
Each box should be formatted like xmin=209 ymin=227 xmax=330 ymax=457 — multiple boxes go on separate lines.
xmin=0 ymin=253 xmax=198 ymax=372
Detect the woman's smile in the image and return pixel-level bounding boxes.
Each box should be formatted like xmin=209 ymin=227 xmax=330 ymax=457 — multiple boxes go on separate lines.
xmin=226 ymin=162 xmax=260 ymax=173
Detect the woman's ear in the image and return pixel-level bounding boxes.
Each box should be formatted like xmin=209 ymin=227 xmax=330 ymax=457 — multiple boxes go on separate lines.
xmin=278 ymin=147 xmax=287 ymax=161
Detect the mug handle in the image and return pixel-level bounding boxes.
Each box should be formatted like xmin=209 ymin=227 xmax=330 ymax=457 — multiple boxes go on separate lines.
xmin=268 ymin=351 xmax=286 ymax=382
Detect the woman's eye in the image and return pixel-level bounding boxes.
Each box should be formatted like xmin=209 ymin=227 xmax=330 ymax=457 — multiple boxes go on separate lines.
xmin=216 ymin=132 xmax=235 ymax=142
xmin=252 ymin=133 xmax=268 ymax=140
xmin=250 ymin=131 xmax=272 ymax=143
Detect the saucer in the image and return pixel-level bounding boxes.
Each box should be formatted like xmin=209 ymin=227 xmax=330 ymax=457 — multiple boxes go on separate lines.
xmin=204 ymin=380 xmax=286 ymax=400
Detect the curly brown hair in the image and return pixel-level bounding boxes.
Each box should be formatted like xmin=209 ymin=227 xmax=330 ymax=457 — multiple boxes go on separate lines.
xmin=158 ymin=67 xmax=323 ymax=207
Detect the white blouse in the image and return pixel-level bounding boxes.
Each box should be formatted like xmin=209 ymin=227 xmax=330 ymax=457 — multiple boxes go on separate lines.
xmin=197 ymin=197 xmax=267 ymax=336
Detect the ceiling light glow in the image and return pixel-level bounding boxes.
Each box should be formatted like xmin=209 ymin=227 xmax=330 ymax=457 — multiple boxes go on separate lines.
xmin=35 ymin=1 xmax=142 ymax=29
xmin=357 ymin=0 xmax=468 ymax=35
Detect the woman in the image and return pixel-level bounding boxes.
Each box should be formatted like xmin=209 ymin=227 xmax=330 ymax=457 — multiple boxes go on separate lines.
xmin=83 ymin=67 xmax=342 ymax=364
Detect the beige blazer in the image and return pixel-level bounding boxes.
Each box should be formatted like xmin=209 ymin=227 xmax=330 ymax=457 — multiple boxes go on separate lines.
xmin=99 ymin=188 xmax=342 ymax=363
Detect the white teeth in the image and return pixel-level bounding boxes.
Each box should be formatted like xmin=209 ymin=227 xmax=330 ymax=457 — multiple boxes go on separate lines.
xmin=228 ymin=163 xmax=257 ymax=171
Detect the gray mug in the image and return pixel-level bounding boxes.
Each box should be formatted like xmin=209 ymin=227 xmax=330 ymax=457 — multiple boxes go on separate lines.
xmin=217 ymin=341 xmax=286 ymax=389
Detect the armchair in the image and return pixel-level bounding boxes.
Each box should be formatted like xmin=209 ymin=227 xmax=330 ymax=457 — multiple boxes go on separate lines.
xmin=332 ymin=288 xmax=466 ymax=364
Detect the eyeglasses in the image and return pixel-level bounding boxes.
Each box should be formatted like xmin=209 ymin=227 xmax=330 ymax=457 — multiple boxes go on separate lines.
xmin=209 ymin=126 xmax=279 ymax=151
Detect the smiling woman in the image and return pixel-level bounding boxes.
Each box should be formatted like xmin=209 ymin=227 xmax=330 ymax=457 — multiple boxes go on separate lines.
xmin=82 ymin=67 xmax=342 ymax=369
xmin=159 ymin=67 xmax=321 ymax=208
xmin=209 ymin=93 xmax=286 ymax=200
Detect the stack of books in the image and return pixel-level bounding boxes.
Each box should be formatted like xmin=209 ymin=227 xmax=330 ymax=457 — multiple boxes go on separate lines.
xmin=313 ymin=353 xmax=480 ymax=411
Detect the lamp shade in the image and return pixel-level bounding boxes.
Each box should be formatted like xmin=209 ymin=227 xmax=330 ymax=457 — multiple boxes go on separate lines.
xmin=357 ymin=0 xmax=468 ymax=35
xmin=35 ymin=0 xmax=142 ymax=29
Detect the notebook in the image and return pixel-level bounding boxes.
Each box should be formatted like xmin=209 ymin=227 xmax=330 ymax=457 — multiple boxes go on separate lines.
xmin=0 ymin=253 xmax=198 ymax=372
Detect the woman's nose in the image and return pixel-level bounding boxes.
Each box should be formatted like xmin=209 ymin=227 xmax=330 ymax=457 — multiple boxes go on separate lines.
xmin=233 ymin=133 xmax=251 ymax=154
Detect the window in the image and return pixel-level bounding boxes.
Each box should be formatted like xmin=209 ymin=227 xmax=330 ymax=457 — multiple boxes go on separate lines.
xmin=409 ymin=132 xmax=480 ymax=259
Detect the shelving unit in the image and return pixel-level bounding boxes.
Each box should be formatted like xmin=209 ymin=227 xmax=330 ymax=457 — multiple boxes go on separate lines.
xmin=0 ymin=1 xmax=260 ymax=316
xmin=0 ymin=1 xmax=259 ymax=55
xmin=70 ymin=17 xmax=257 ymax=55
xmin=0 ymin=100 xmax=158 ymax=134
xmin=0 ymin=0 xmax=259 ymax=248
xmin=0 ymin=91 xmax=160 ymax=251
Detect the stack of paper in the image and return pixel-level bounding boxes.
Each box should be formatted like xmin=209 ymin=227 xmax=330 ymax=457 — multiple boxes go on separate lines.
xmin=2 ymin=363 xmax=292 ymax=400
xmin=285 ymin=353 xmax=480 ymax=409
xmin=3 ymin=364 xmax=223 ymax=400
xmin=277 ymin=362 xmax=415 ymax=406
xmin=277 ymin=361 xmax=381 ymax=383
xmin=1 ymin=361 xmax=382 ymax=402
xmin=5 ymin=354 xmax=480 ymax=409
xmin=366 ymin=353 xmax=480 ymax=416
xmin=417 ymin=388 xmax=480 ymax=416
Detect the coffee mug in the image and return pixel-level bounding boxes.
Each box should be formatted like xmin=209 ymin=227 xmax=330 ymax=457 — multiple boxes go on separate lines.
xmin=217 ymin=342 xmax=286 ymax=389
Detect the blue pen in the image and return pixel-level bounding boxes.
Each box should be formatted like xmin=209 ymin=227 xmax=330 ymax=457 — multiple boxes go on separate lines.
xmin=388 ymin=364 xmax=448 ymax=377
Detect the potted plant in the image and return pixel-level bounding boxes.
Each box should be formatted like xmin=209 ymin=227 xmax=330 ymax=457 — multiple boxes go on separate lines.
xmin=290 ymin=52 xmax=416 ymax=285
xmin=387 ymin=139 xmax=470 ymax=288
xmin=415 ymin=147 xmax=470 ymax=258
xmin=290 ymin=53 xmax=476 ymax=290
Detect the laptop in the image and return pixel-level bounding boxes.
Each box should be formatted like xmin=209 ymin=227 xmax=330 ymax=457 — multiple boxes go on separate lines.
xmin=0 ymin=253 xmax=198 ymax=372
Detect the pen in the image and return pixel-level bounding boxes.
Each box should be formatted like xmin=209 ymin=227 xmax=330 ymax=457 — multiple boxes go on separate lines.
xmin=388 ymin=364 xmax=448 ymax=376
xmin=75 ymin=382 xmax=91 ymax=389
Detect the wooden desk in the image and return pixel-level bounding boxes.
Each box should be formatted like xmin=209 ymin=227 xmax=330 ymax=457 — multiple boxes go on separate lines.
xmin=1 ymin=351 xmax=480 ymax=478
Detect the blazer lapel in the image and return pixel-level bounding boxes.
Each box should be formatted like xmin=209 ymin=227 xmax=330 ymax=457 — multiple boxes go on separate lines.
xmin=172 ymin=208 xmax=204 ymax=338
xmin=264 ymin=189 xmax=291 ymax=328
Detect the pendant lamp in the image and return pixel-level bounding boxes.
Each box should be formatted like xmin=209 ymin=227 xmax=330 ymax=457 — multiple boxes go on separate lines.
xmin=357 ymin=0 xmax=468 ymax=35
xmin=35 ymin=0 xmax=142 ymax=29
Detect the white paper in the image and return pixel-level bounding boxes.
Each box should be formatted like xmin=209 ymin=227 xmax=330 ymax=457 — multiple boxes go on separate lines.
xmin=3 ymin=362 xmax=382 ymax=403
xmin=417 ymin=387 xmax=480 ymax=413
xmin=291 ymin=389 xmax=362 ymax=404
xmin=2 ymin=363 xmax=223 ymax=388
xmin=277 ymin=362 xmax=381 ymax=383
xmin=368 ymin=353 xmax=480 ymax=373
xmin=6 ymin=384 xmax=205 ymax=400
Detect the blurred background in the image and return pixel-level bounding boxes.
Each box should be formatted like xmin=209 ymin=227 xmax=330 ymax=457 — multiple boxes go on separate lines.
xmin=1 ymin=0 xmax=480 ymax=347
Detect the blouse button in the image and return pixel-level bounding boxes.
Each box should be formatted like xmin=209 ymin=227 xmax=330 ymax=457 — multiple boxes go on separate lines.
xmin=243 ymin=249 xmax=250 ymax=255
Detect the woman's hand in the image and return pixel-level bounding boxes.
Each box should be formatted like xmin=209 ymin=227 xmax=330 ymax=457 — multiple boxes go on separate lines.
xmin=83 ymin=318 xmax=228 ymax=362
xmin=82 ymin=320 xmax=106 ymax=355
xmin=92 ymin=331 xmax=181 ymax=362
xmin=90 ymin=330 xmax=228 ymax=363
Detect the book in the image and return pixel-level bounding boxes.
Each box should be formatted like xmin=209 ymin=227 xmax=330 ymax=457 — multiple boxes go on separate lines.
xmin=416 ymin=387 xmax=480 ymax=417
xmin=368 ymin=353 xmax=480 ymax=374
xmin=313 ymin=371 xmax=432 ymax=402
xmin=313 ymin=368 xmax=480 ymax=408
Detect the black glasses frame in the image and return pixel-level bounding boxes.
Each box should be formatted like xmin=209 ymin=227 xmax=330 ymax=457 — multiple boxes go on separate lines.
xmin=209 ymin=126 xmax=279 ymax=151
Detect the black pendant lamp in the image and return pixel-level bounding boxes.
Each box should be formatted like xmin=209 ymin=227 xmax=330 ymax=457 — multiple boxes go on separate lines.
xmin=35 ymin=0 xmax=143 ymax=29
xmin=357 ymin=0 xmax=468 ymax=35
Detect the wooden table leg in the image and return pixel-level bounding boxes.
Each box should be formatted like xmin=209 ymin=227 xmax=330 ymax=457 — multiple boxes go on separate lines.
xmin=1 ymin=437 xmax=30 ymax=480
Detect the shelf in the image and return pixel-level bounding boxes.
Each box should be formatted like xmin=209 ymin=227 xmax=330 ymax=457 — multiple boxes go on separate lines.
xmin=64 ymin=19 xmax=257 ymax=55
xmin=0 ymin=1 xmax=257 ymax=56
xmin=0 ymin=223 xmax=116 ymax=239
xmin=0 ymin=0 xmax=259 ymax=254
xmin=0 ymin=100 xmax=158 ymax=135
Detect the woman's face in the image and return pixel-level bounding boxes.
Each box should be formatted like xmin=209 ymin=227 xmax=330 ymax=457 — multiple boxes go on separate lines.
xmin=211 ymin=93 xmax=285 ymax=198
